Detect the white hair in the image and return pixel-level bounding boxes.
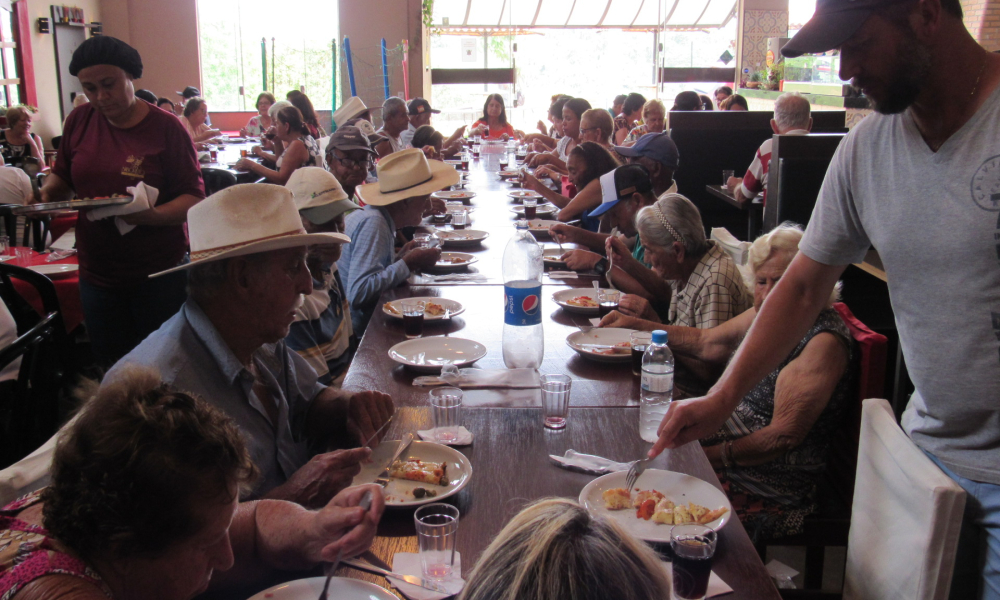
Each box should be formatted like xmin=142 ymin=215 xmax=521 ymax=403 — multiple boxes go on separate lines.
xmin=746 ymin=222 xmax=840 ymax=307
xmin=268 ymin=100 xmax=293 ymax=120
xmin=635 ymin=193 xmax=707 ymax=257
xmin=773 ymin=93 xmax=811 ymax=131
xmin=382 ymin=96 xmax=407 ymax=119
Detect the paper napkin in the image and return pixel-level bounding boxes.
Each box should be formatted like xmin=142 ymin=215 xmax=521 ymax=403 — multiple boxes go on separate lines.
xmin=390 ymin=552 xmax=465 ymax=600
xmin=548 ymin=449 xmax=632 ymax=475
xmin=417 ymin=426 xmax=474 ymax=446
xmin=86 ymin=182 xmax=157 ymax=235
xmin=412 ymin=366 xmax=540 ymax=389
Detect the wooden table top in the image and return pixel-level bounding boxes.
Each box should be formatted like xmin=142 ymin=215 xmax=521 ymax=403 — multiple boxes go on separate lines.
xmin=705 ymin=184 xmax=762 ymax=211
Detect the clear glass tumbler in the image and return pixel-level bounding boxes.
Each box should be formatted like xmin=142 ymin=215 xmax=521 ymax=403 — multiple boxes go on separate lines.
xmin=414 ymin=503 xmax=460 ymax=580
xmin=540 ymin=373 xmax=572 ymax=429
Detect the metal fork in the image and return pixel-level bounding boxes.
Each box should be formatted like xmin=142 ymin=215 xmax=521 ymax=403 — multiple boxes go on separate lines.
xmin=624 ymin=457 xmax=652 ymax=492
xmin=316 ymin=490 xmax=373 ymax=600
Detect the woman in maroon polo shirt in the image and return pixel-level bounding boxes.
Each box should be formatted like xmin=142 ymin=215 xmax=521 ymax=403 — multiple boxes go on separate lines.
xmin=39 ymin=36 xmax=205 ymax=367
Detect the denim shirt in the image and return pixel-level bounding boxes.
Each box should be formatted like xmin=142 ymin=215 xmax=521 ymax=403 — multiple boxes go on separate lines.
xmin=107 ymin=299 xmax=326 ymax=499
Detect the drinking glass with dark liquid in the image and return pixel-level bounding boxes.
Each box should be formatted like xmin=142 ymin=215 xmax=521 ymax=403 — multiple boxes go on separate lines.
xmin=630 ymin=331 xmax=652 ymax=377
xmin=523 ymin=198 xmax=537 ymax=219
xmin=498 ymin=155 xmax=509 ymax=170
xmin=472 ymin=145 xmax=481 ymax=159
xmin=598 ymin=288 xmax=621 ymax=318
xmin=670 ymin=525 xmax=717 ymax=600
xmin=240 ymin=148 xmax=249 ymax=158
xmin=402 ymin=300 xmax=426 ymax=339
xmin=461 ymin=154 xmax=470 ymax=171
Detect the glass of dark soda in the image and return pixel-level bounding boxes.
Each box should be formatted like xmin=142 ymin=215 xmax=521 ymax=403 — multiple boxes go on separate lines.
xmin=670 ymin=525 xmax=717 ymax=600
xmin=630 ymin=331 xmax=652 ymax=377
xmin=597 ymin=288 xmax=621 ymax=318
xmin=402 ymin=299 xmax=426 ymax=339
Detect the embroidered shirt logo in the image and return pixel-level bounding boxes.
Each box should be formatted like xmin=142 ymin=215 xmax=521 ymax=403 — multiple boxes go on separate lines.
xmin=121 ymin=155 xmax=146 ymax=179
xmin=971 ymin=155 xmax=1000 ymax=211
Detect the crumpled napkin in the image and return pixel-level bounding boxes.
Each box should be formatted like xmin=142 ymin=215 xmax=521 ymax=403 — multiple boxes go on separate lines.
xmin=710 ymin=227 xmax=750 ymax=267
xmin=413 ymin=365 xmax=540 ymax=389
xmin=417 ymin=426 xmax=474 ymax=446
xmin=661 ymin=560 xmax=734 ymax=598
xmin=547 ymin=270 xmax=579 ymax=279
xmin=548 ymin=449 xmax=633 ymax=475
xmin=390 ymin=552 xmax=465 ymax=600
xmin=86 ymin=182 xmax=156 ymax=235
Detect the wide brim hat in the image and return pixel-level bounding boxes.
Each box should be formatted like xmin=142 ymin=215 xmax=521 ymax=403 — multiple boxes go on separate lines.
xmin=350 ymin=119 xmax=388 ymax=145
xmin=356 ymin=148 xmax=459 ymax=206
xmin=286 ymin=167 xmax=358 ymax=224
xmin=782 ymin=0 xmax=891 ymax=58
xmin=333 ymin=96 xmax=369 ymax=128
xmin=151 ymin=183 xmax=350 ymax=277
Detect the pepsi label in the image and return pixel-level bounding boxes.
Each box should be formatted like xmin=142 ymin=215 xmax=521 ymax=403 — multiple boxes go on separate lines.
xmin=504 ymin=282 xmax=542 ymax=326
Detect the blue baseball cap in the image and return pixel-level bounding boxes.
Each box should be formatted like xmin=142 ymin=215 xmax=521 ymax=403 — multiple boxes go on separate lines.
xmin=590 ymin=164 xmax=653 ymax=218
xmin=613 ymin=132 xmax=679 ymax=170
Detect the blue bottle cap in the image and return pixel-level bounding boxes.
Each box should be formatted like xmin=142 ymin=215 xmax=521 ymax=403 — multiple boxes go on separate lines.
xmin=651 ymin=330 xmax=667 ymax=345
xmin=515 ymin=219 xmax=528 ymax=229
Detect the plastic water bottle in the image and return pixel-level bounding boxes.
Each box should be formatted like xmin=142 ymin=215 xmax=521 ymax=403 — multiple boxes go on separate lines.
xmin=639 ymin=330 xmax=674 ymax=443
xmin=502 ymin=220 xmax=544 ymax=368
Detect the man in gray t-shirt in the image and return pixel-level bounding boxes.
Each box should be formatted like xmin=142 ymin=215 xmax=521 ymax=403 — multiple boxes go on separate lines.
xmin=647 ymin=0 xmax=1000 ymax=595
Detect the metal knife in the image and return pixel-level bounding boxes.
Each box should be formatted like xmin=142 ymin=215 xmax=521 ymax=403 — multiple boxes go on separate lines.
xmin=340 ymin=558 xmax=453 ymax=594
xmin=374 ymin=433 xmax=414 ymax=487
xmin=361 ymin=414 xmax=394 ymax=449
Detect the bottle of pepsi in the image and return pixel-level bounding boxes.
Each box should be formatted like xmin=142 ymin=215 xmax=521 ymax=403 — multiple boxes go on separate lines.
xmin=502 ymin=220 xmax=544 ymax=368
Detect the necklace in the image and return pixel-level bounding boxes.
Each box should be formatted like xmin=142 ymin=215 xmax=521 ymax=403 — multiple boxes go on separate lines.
xmin=970 ymin=52 xmax=989 ymax=99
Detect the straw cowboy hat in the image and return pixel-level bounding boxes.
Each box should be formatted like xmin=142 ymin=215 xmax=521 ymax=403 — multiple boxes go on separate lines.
xmin=286 ymin=167 xmax=358 ymax=224
xmin=333 ymin=96 xmax=368 ymax=128
xmin=151 ymin=183 xmax=350 ymax=277
xmin=356 ymin=148 xmax=459 ymax=206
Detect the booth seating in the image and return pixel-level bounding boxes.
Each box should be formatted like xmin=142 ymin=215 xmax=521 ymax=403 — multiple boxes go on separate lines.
xmin=763 ymin=133 xmax=846 ymax=232
xmin=668 ymin=111 xmax=847 ymax=240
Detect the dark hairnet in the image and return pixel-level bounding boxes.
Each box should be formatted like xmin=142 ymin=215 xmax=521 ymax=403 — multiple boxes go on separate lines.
xmin=69 ymin=36 xmax=143 ymax=79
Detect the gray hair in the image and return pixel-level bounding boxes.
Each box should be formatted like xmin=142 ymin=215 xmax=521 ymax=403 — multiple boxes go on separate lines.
xmin=382 ymin=96 xmax=407 ymax=119
xmin=268 ymin=100 xmax=292 ymax=120
xmin=635 ymin=193 xmax=707 ymax=257
xmin=186 ymin=252 xmax=271 ymax=302
xmin=746 ymin=222 xmax=840 ymax=306
xmin=773 ymin=92 xmax=811 ymax=131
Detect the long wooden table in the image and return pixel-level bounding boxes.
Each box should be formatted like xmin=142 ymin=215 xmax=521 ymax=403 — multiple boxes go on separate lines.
xmin=289 ymin=159 xmax=778 ymax=598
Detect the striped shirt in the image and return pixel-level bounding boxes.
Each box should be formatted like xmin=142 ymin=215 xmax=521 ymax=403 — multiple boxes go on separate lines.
xmin=667 ymin=241 xmax=751 ymax=329
xmin=739 ymin=129 xmax=809 ymax=205
xmin=286 ymin=266 xmax=354 ymax=386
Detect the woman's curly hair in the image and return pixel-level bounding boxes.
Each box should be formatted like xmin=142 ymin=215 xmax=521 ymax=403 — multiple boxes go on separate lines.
xmin=41 ymin=365 xmax=258 ymax=560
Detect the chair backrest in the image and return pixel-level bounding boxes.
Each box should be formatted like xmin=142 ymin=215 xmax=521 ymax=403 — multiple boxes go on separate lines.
xmin=317 ymin=135 xmax=331 ymax=169
xmin=763 ymin=133 xmax=845 ymax=232
xmin=844 ymin=399 xmax=966 ymax=600
xmin=201 ymin=167 xmax=239 ymax=197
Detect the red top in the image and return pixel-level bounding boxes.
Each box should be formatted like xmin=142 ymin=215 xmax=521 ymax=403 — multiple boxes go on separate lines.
xmin=54 ymin=103 xmax=205 ymax=287
xmin=473 ymin=120 xmax=516 ymax=140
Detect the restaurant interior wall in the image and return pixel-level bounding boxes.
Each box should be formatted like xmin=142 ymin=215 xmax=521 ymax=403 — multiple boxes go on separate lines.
xmin=20 ymin=0 xmax=102 ymax=144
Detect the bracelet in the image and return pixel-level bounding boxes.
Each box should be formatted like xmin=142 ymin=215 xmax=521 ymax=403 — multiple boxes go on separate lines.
xmin=719 ymin=442 xmax=731 ymax=469
xmin=725 ymin=440 xmax=737 ymax=467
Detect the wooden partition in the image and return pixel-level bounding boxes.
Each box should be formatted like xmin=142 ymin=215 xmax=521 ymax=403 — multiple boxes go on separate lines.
xmin=763 ymin=133 xmax=846 ymax=232
xmin=668 ymin=110 xmax=847 ymax=240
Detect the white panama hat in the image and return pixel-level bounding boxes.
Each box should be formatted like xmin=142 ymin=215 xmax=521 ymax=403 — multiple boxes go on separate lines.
xmin=356 ymin=148 xmax=459 ymax=206
xmin=150 ymin=183 xmax=350 ymax=277
xmin=333 ymin=96 xmax=369 ymax=128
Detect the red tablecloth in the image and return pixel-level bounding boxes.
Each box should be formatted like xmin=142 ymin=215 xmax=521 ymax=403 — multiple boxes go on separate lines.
xmin=8 ymin=248 xmax=83 ymax=332
xmin=48 ymin=212 xmax=77 ymax=242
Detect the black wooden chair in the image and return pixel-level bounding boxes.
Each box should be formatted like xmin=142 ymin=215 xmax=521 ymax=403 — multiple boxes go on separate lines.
xmin=763 ymin=134 xmax=846 ymax=233
xmin=202 ymin=167 xmax=238 ymax=196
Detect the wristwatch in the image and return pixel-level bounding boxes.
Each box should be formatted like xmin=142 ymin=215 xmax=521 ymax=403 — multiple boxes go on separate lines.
xmin=594 ymin=257 xmax=609 ymax=275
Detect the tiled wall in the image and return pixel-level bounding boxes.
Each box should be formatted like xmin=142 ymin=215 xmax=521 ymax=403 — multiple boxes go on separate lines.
xmin=740 ymin=9 xmax=789 ymax=82
xmin=962 ymin=0 xmax=1000 ymax=50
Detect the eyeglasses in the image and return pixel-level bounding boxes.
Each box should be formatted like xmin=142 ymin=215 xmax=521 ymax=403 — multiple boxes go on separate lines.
xmin=580 ymin=127 xmax=601 ymax=134
xmin=333 ymin=155 xmax=372 ymax=170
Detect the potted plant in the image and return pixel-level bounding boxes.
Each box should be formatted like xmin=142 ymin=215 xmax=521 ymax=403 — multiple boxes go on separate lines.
xmin=745 ymin=67 xmax=766 ymax=89
xmin=766 ymin=63 xmax=784 ymax=91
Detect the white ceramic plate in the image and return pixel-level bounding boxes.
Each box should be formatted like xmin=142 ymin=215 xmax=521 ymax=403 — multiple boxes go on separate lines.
xmin=526 ymin=219 xmax=561 ymax=238
xmin=247 ymin=576 xmax=395 ymax=600
xmin=566 ymin=327 xmax=635 ymax=362
xmin=432 ymin=190 xmax=477 ymax=202
xmin=426 ymin=252 xmax=478 ymax=273
xmin=508 ymin=190 xmax=543 ymax=202
xmin=498 ymin=169 xmax=521 ymax=178
xmin=542 ymin=248 xmax=567 ymax=267
xmin=382 ymin=297 xmax=465 ymax=320
xmin=388 ymin=336 xmax=487 ymax=372
xmin=552 ymin=288 xmax=617 ymax=315
xmin=352 ymin=440 xmax=473 ymax=507
xmin=579 ymin=469 xmax=732 ymax=542
xmin=512 ymin=204 xmax=556 ymax=217
xmin=437 ymin=229 xmax=489 ymax=247
xmin=27 ymin=263 xmax=79 ymax=277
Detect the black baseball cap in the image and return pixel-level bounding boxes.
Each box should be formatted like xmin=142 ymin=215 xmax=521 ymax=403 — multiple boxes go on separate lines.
xmin=782 ymin=0 xmax=906 ymax=58
xmin=592 ymin=165 xmax=654 ymax=217
xmin=328 ymin=126 xmax=376 ymax=154
xmin=177 ymin=86 xmax=201 ymax=99
xmin=407 ymin=98 xmax=440 ymax=116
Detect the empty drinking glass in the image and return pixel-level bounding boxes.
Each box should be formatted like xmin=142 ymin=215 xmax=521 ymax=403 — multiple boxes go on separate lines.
xmin=430 ymin=387 xmax=463 ymax=443
xmin=451 ymin=211 xmax=468 ymax=229
xmin=541 ymin=373 xmax=572 ymax=429
xmin=722 ymin=169 xmax=735 ymax=187
xmin=414 ymin=503 xmax=460 ymax=580
xmin=0 ymin=235 xmax=9 ymax=257
xmin=413 ymin=233 xmax=432 ymax=248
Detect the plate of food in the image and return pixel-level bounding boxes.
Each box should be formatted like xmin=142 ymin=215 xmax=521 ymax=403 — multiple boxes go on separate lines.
xmin=437 ymin=229 xmax=489 ymax=247
xmin=566 ymin=327 xmax=635 ymax=362
xmin=27 ymin=263 xmax=79 ymax=278
xmin=511 ymin=204 xmax=557 ymax=217
xmin=432 ymin=190 xmax=477 ymax=203
xmin=498 ymin=169 xmax=521 ymax=179
xmin=353 ymin=440 xmax=473 ymax=507
xmin=382 ymin=297 xmax=465 ymax=320
xmin=526 ymin=219 xmax=561 ymax=238
xmin=248 ymin=576 xmax=397 ymax=600
xmin=426 ymin=252 xmax=478 ymax=273
xmin=508 ymin=190 xmax=543 ymax=202
xmin=579 ymin=469 xmax=732 ymax=542
xmin=542 ymin=248 xmax=567 ymax=267
xmin=552 ymin=288 xmax=616 ymax=315
xmin=388 ymin=337 xmax=487 ymax=372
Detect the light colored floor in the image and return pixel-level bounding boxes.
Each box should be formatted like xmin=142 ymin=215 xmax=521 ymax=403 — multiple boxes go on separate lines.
xmin=766 ymin=545 xmax=847 ymax=592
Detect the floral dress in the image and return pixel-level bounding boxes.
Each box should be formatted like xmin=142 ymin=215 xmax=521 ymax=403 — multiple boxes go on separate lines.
xmin=243 ymin=115 xmax=268 ymax=137
xmin=0 ymin=491 xmax=113 ymax=600
xmin=701 ymin=309 xmax=855 ymax=543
